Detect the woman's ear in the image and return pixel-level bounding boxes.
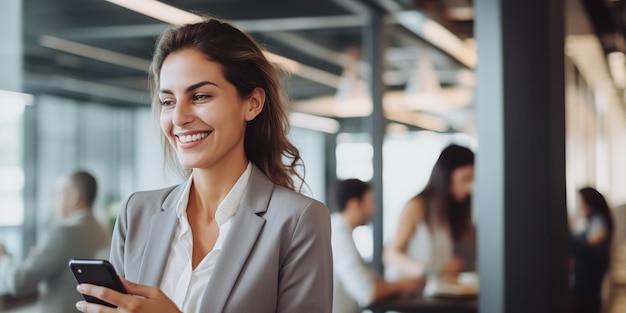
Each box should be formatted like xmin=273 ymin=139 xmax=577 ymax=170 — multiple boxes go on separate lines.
xmin=244 ymin=87 xmax=266 ymax=121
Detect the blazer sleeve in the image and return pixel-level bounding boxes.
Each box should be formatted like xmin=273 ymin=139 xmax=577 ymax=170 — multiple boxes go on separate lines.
xmin=109 ymin=193 xmax=134 ymax=277
xmin=277 ymin=200 xmax=333 ymax=313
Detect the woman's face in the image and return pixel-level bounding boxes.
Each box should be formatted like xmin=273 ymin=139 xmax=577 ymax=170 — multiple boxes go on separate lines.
xmin=450 ymin=164 xmax=474 ymax=202
xmin=158 ymin=48 xmax=263 ymax=170
xmin=577 ymin=194 xmax=590 ymax=215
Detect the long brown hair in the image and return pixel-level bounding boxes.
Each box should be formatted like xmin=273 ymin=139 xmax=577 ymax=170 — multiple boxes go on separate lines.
xmin=150 ymin=18 xmax=304 ymax=191
xmin=579 ymin=187 xmax=614 ymax=246
xmin=417 ymin=144 xmax=474 ymax=240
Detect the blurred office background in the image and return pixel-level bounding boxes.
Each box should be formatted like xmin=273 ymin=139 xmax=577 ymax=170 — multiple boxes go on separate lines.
xmin=2 ymin=0 xmax=626 ymax=312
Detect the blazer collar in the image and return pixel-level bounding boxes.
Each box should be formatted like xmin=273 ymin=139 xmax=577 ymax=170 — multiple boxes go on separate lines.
xmin=239 ymin=165 xmax=274 ymax=214
xmin=137 ymin=165 xmax=276 ymax=294
xmin=136 ymin=184 xmax=184 ymax=286
xmin=161 ymin=164 xmax=271 ymax=214
xmin=199 ymin=165 xmax=276 ymax=311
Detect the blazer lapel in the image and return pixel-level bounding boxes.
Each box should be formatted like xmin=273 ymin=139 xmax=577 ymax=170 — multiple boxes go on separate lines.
xmin=137 ymin=184 xmax=184 ymax=286
xmin=199 ymin=166 xmax=274 ymax=312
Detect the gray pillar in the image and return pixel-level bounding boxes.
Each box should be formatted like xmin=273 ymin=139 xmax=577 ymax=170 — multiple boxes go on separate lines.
xmin=363 ymin=10 xmax=387 ymax=275
xmin=0 ymin=0 xmax=22 ymax=92
xmin=0 ymin=0 xmax=33 ymax=259
xmin=475 ymin=0 xmax=569 ymax=313
xmin=324 ymin=133 xmax=338 ymax=207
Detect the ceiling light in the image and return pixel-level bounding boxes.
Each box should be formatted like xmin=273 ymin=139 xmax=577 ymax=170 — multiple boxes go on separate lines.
xmin=0 ymin=90 xmax=33 ymax=123
xmin=565 ymin=35 xmax=613 ymax=90
xmin=386 ymin=122 xmax=409 ymax=135
xmin=385 ymin=110 xmax=448 ymax=132
xmin=264 ymin=52 xmax=301 ymax=73
xmin=394 ymin=11 xmax=476 ymax=69
xmin=39 ymin=35 xmax=151 ymax=72
xmin=104 ymin=0 xmax=338 ymax=88
xmin=104 ymin=0 xmax=203 ymax=25
xmin=26 ymin=73 xmax=147 ymax=104
xmin=0 ymin=90 xmax=34 ymax=106
xmin=608 ymin=51 xmax=626 ymax=89
xmin=447 ymin=7 xmax=474 ymax=21
xmin=288 ymin=112 xmax=340 ymax=134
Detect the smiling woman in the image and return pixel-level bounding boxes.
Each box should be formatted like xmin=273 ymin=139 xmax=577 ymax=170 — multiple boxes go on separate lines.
xmin=73 ymin=17 xmax=333 ymax=313
xmin=157 ymin=48 xmax=264 ymax=175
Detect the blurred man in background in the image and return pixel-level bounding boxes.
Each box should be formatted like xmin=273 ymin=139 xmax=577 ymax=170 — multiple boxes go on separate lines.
xmin=330 ymin=178 xmax=423 ymax=313
xmin=0 ymin=170 xmax=110 ymax=313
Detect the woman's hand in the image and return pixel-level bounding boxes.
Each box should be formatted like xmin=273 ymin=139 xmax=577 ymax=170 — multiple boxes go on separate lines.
xmin=441 ymin=257 xmax=463 ymax=280
xmin=75 ymin=277 xmax=181 ymax=313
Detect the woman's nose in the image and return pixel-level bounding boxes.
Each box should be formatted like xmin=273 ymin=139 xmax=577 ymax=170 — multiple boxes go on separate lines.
xmin=172 ymin=101 xmax=193 ymax=126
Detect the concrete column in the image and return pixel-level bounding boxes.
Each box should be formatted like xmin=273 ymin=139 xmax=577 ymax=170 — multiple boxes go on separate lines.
xmin=363 ymin=9 xmax=387 ymax=275
xmin=0 ymin=0 xmax=22 ymax=93
xmin=0 ymin=0 xmax=34 ymax=259
xmin=475 ymin=0 xmax=570 ymax=312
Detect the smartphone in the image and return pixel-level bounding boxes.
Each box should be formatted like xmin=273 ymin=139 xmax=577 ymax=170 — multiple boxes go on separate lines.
xmin=68 ymin=259 xmax=127 ymax=308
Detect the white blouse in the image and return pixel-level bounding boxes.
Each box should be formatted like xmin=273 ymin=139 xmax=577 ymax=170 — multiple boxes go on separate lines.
xmin=385 ymin=221 xmax=453 ymax=280
xmin=159 ymin=162 xmax=252 ymax=313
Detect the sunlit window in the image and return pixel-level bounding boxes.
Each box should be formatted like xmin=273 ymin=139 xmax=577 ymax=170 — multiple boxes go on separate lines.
xmin=0 ymin=101 xmax=24 ymax=226
xmin=336 ymin=133 xmax=373 ymax=181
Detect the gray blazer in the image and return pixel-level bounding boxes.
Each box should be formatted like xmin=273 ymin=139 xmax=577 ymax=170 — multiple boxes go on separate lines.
xmin=4 ymin=212 xmax=110 ymax=313
xmin=110 ymin=166 xmax=333 ymax=312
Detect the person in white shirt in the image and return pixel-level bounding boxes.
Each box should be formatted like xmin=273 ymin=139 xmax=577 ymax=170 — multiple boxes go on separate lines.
xmin=331 ymin=179 xmax=423 ymax=313
xmin=0 ymin=170 xmax=110 ymax=313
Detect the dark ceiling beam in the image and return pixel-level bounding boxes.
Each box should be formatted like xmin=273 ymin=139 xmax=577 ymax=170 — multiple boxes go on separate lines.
xmin=266 ymin=31 xmax=466 ymax=88
xmin=330 ymin=0 xmax=377 ymax=16
xmin=38 ymin=35 xmax=151 ymax=72
xmin=376 ymin=0 xmax=408 ymax=11
xmin=391 ymin=10 xmax=476 ymax=68
xmin=414 ymin=0 xmax=452 ymax=23
xmin=263 ymin=31 xmax=346 ymax=68
xmin=25 ymin=73 xmax=149 ymax=105
xmin=581 ymin=0 xmax=626 ymax=53
xmin=56 ymin=15 xmax=365 ymax=40
xmin=335 ymin=0 xmax=476 ymax=69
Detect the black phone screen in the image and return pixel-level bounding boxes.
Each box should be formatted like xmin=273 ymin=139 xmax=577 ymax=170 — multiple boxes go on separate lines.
xmin=68 ymin=259 xmax=127 ymax=308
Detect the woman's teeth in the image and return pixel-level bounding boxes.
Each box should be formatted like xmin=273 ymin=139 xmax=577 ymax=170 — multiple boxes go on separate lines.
xmin=178 ymin=132 xmax=210 ymax=143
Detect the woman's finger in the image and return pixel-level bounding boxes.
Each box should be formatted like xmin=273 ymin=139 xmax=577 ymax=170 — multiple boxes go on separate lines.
xmin=77 ymin=283 xmax=127 ymax=307
xmin=120 ymin=276 xmax=161 ymax=299
xmin=75 ymin=300 xmax=116 ymax=313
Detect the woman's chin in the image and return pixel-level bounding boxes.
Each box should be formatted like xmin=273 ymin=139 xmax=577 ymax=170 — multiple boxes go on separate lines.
xmin=177 ymin=158 xmax=202 ymax=170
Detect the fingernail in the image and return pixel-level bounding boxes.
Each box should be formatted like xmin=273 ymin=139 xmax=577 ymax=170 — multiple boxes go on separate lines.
xmin=76 ymin=301 xmax=85 ymax=310
xmin=77 ymin=284 xmax=85 ymax=292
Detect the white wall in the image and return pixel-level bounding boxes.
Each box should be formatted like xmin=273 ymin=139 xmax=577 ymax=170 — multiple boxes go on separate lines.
xmin=607 ymin=99 xmax=626 ymax=206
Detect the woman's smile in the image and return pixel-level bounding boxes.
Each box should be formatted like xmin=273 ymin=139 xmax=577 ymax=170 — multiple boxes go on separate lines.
xmin=176 ymin=131 xmax=212 ymax=148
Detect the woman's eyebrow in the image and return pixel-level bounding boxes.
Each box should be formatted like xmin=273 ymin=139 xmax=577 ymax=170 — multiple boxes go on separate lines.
xmin=159 ymin=81 xmax=218 ymax=95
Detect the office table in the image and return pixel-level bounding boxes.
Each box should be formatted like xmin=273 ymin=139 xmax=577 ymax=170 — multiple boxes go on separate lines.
xmin=365 ymin=294 xmax=477 ymax=313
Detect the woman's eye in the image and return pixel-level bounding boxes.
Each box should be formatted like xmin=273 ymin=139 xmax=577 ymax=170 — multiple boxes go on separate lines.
xmin=193 ymin=94 xmax=210 ymax=101
xmin=160 ymin=99 xmax=174 ymax=106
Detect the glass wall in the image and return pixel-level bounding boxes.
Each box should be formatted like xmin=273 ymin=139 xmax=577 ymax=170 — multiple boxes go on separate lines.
xmin=0 ymin=100 xmax=25 ymax=261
